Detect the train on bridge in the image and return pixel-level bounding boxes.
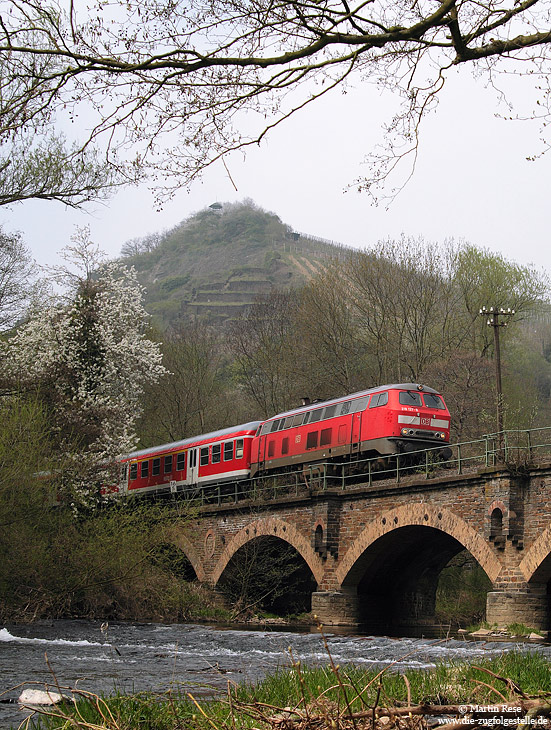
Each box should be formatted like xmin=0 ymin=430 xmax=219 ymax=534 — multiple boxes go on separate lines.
xmin=112 ymin=383 xmax=451 ymax=498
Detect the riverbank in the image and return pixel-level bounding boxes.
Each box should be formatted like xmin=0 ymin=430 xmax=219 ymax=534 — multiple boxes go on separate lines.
xmin=6 ymin=619 xmax=550 ymax=730
xmin=19 ymin=649 xmax=551 ymax=730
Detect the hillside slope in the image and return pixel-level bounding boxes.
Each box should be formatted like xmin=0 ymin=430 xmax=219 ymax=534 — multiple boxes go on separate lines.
xmin=121 ymin=201 xmax=349 ymax=328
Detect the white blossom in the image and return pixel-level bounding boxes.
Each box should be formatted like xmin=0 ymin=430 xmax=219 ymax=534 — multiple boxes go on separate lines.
xmin=2 ymin=240 xmax=166 ymax=503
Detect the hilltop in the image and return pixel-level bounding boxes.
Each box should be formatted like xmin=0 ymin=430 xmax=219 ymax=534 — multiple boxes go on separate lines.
xmin=120 ymin=200 xmax=350 ymax=328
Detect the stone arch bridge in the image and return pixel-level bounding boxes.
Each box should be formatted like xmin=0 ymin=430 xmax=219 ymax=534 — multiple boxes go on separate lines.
xmin=168 ymin=462 xmax=551 ymax=634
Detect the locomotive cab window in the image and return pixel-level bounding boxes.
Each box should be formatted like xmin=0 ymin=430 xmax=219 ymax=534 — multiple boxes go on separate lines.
xmin=399 ymin=391 xmax=423 ymax=407
xmin=212 ymin=444 xmax=221 ymax=463
xmin=370 ymin=392 xmax=388 ymax=408
xmin=352 ymin=396 xmax=369 ymax=412
xmin=423 ymin=394 xmax=445 ymax=409
xmin=141 ymin=460 xmax=149 ymax=478
xmin=338 ymin=401 xmax=352 ymax=416
xmin=235 ymin=439 xmax=244 ymax=459
xmin=270 ymin=419 xmax=281 ymax=433
xmin=283 ymin=416 xmax=295 ymax=429
xmin=152 ymin=458 xmax=161 ymax=476
xmin=224 ymin=441 xmax=233 ymax=461
xmin=200 ymin=447 xmax=209 ymax=466
xmin=130 ymin=462 xmax=138 ymax=481
xmin=260 ymin=422 xmax=271 ymax=436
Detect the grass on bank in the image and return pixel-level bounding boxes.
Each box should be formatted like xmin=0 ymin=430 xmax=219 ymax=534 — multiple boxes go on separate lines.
xmin=19 ymin=649 xmax=551 ymax=730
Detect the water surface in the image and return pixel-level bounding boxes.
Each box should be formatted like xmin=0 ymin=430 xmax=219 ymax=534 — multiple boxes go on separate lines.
xmin=0 ymin=621 xmax=544 ymax=728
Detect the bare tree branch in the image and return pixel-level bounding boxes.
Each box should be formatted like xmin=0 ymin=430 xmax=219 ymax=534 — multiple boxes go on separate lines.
xmin=0 ymin=0 xmax=550 ymax=202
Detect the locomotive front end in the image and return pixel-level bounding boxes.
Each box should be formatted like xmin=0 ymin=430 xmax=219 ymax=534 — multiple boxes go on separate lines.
xmin=391 ymin=385 xmax=451 ymax=460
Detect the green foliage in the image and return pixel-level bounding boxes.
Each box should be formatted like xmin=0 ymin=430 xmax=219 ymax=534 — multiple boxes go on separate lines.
xmin=435 ymin=551 xmax=492 ymax=627
xmin=0 ymin=400 xmax=225 ymax=622
xmin=160 ymin=275 xmax=191 ymax=292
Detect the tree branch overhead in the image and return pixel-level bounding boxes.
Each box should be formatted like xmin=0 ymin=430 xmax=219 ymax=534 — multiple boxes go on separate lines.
xmin=0 ymin=0 xmax=550 ymax=204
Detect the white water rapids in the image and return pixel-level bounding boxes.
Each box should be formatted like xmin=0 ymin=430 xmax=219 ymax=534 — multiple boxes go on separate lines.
xmin=0 ymin=621 xmax=548 ymax=728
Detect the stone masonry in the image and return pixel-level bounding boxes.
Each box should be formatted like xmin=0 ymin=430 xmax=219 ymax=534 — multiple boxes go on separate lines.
xmin=168 ymin=462 xmax=551 ymax=633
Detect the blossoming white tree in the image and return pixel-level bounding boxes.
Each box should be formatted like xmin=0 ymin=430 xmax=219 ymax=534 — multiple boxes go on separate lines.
xmin=3 ymin=230 xmax=166 ymax=501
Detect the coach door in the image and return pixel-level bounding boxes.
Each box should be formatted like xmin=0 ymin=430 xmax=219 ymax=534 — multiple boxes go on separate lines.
xmin=187 ymin=448 xmax=199 ymax=485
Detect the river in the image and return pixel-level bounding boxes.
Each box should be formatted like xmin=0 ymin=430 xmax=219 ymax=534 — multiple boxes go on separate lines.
xmin=1 ymin=621 xmax=549 ymax=729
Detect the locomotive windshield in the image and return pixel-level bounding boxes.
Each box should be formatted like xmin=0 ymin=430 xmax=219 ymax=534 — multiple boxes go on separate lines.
xmin=423 ymin=393 xmax=445 ymax=409
xmin=399 ymin=391 xmax=423 ymax=406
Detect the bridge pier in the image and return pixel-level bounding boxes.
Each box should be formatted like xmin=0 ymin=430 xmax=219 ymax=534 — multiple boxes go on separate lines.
xmin=311 ymin=589 xmax=360 ymax=626
xmin=486 ymin=586 xmax=549 ymax=633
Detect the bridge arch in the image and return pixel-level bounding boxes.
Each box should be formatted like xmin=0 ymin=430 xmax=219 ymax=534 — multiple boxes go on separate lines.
xmin=167 ymin=529 xmax=207 ymax=582
xmin=334 ymin=504 xmax=501 ymax=631
xmin=337 ymin=503 xmax=501 ymax=587
xmin=520 ymin=526 xmax=551 ymax=583
xmin=211 ymin=517 xmax=325 ymax=587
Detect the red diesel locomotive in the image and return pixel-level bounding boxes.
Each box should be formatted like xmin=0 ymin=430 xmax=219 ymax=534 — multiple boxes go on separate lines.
xmin=250 ymin=383 xmax=450 ymax=477
xmin=117 ymin=383 xmax=450 ymax=497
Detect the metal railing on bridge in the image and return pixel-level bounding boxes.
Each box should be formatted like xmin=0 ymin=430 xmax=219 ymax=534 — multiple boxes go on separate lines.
xmin=173 ymin=426 xmax=551 ymax=508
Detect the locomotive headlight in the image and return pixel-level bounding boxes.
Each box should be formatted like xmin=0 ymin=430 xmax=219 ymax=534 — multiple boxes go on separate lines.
xmin=401 ymin=428 xmax=408 ymax=436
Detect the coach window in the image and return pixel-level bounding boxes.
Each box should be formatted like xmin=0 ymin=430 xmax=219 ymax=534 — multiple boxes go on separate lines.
xmin=399 ymin=391 xmax=423 ymax=407
xmin=235 ymin=439 xmax=244 ymax=459
xmin=152 ymin=457 xmax=161 ymax=476
xmin=141 ymin=460 xmax=149 ymax=478
xmin=423 ymin=394 xmax=445 ymax=409
xmin=130 ymin=462 xmax=138 ymax=481
xmin=352 ymin=396 xmax=369 ymax=412
xmin=164 ymin=455 xmax=173 ymax=473
xmin=224 ymin=441 xmax=234 ymax=461
xmin=177 ymin=452 xmax=185 ymax=470
xmin=200 ymin=447 xmax=209 ymax=466
xmin=292 ymin=413 xmax=304 ymax=427
xmin=212 ymin=444 xmax=221 ymax=463
xmin=306 ymin=431 xmax=318 ymax=449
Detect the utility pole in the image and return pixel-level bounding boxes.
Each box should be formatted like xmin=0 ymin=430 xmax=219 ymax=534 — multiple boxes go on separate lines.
xmin=479 ymin=306 xmax=515 ymax=452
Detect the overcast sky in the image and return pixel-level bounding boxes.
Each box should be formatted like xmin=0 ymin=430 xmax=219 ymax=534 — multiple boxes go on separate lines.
xmin=3 ymin=65 xmax=550 ymax=277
